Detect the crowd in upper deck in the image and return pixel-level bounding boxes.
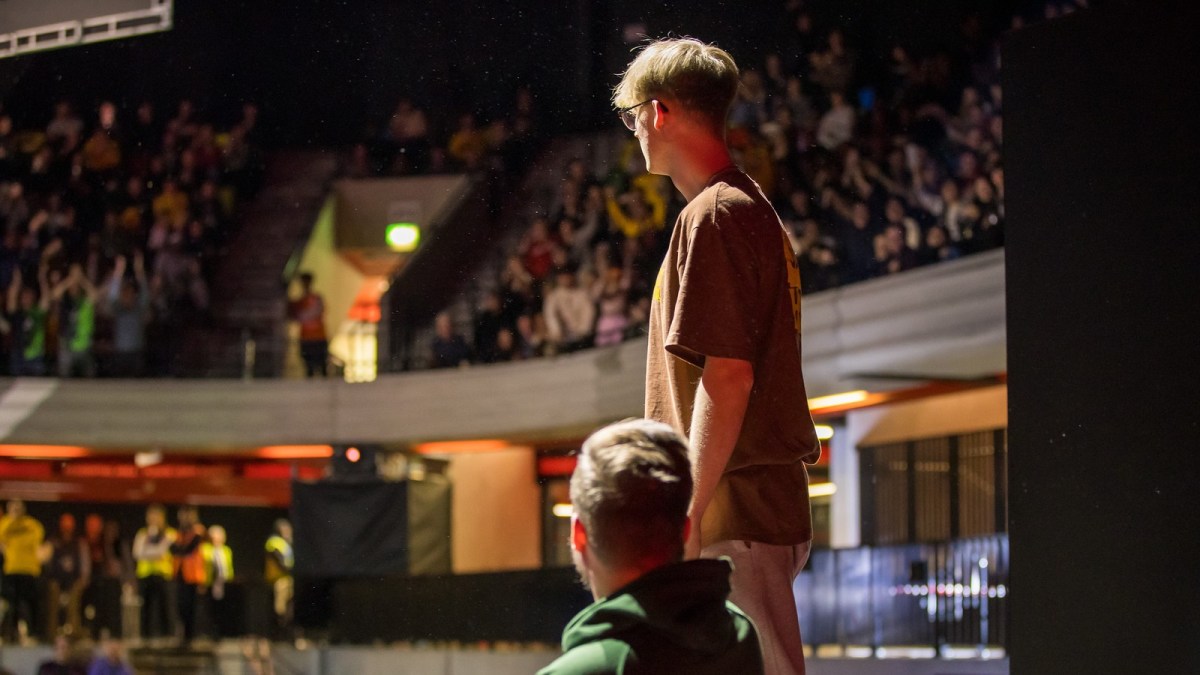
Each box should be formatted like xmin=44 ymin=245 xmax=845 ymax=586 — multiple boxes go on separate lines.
xmin=0 ymin=98 xmax=262 ymax=377
xmin=426 ymin=1 xmax=1093 ymax=368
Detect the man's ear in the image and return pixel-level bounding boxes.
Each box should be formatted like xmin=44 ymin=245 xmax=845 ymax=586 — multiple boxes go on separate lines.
xmin=652 ymin=100 xmax=669 ymax=131
xmin=571 ymin=514 xmax=588 ymax=553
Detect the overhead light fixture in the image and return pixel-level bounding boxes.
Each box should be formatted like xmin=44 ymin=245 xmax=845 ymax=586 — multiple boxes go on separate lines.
xmin=386 ymin=223 xmax=420 ymax=252
xmin=809 ymin=482 xmax=837 ymax=498
xmin=134 ymin=451 xmax=163 ymax=468
xmin=814 ymin=424 xmax=834 ymax=441
xmin=808 ymin=390 xmax=869 ymax=412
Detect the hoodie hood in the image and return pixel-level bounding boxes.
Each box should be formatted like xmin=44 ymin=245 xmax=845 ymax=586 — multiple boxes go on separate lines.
xmin=562 ymin=558 xmax=747 ymax=655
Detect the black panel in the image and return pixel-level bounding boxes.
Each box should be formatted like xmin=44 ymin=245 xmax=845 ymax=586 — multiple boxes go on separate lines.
xmin=332 ymin=567 xmax=591 ymax=644
xmin=1005 ymin=2 xmax=1200 ymax=672
xmin=291 ymin=480 xmax=409 ymax=577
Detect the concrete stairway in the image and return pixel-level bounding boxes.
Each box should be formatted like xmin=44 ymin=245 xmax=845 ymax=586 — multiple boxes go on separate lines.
xmin=129 ymin=645 xmax=220 ymax=675
xmin=404 ymin=130 xmax=626 ymax=369
xmin=180 ymin=150 xmax=339 ymax=378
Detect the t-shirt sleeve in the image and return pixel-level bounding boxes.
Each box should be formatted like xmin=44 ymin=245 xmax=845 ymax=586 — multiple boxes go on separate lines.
xmin=665 ymin=193 xmax=759 ymax=367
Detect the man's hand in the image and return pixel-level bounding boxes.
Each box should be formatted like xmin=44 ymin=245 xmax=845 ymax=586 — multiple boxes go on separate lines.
xmin=687 ymin=355 xmax=754 ymax=557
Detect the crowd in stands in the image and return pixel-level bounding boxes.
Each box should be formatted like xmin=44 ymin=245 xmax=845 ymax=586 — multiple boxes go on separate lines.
xmin=349 ymin=86 xmax=539 ymax=178
xmin=0 ymin=499 xmax=293 ymax=650
xmin=430 ymin=152 xmax=669 ymax=367
xmin=425 ymin=0 xmax=1077 ymax=368
xmin=0 ymin=97 xmax=262 ymax=378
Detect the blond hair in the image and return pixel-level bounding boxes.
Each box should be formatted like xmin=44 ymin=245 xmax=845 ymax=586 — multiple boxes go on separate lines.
xmin=613 ymin=37 xmax=740 ymax=129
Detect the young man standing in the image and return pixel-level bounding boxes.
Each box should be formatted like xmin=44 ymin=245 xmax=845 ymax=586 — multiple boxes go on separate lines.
xmin=538 ymin=419 xmax=762 ymax=675
xmin=613 ymin=38 xmax=821 ymax=675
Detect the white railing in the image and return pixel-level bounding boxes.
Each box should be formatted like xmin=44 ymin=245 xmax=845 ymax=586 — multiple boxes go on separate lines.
xmin=0 ymin=1 xmax=172 ymax=59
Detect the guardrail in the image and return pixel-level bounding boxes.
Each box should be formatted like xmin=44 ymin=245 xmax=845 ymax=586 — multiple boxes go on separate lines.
xmin=798 ymin=535 xmax=1009 ymax=654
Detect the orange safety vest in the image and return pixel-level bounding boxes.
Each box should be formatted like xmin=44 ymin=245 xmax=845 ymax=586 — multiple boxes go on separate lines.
xmin=173 ymin=526 xmax=208 ymax=585
xmin=292 ymin=293 xmax=326 ymax=341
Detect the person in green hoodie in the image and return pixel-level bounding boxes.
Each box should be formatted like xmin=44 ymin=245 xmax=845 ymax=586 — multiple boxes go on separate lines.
xmin=538 ymin=419 xmax=763 ymax=675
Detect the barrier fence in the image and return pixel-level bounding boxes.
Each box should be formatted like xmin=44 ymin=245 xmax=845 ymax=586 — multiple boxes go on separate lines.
xmin=797 ymin=534 xmax=1009 ymax=652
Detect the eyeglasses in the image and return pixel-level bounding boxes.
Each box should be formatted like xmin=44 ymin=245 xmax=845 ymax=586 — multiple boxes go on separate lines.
xmin=617 ymin=99 xmax=665 ymax=130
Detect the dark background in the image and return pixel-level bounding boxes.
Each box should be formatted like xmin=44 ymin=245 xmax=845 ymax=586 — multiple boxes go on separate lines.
xmin=1005 ymin=1 xmax=1200 ymax=672
xmin=2 ymin=0 xmax=1022 ymax=146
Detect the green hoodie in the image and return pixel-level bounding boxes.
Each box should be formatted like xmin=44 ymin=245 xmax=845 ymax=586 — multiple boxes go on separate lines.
xmin=538 ymin=559 xmax=763 ymax=675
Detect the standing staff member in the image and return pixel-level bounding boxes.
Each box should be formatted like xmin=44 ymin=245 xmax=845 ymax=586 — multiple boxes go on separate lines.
xmin=201 ymin=525 xmax=233 ymax=639
xmin=287 ymin=272 xmax=328 ymax=378
xmin=169 ymin=507 xmax=206 ymax=643
xmin=264 ymin=520 xmax=294 ymax=635
xmin=0 ymin=499 xmax=45 ymax=642
xmin=132 ymin=505 xmax=175 ymax=641
xmin=613 ymin=38 xmax=821 ymax=675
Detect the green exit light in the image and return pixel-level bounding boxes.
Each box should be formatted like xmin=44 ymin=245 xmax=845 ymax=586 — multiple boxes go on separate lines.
xmin=386 ymin=223 xmax=420 ymax=252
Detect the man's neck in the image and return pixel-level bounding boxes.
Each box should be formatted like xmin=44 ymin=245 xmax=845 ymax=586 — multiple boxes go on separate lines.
xmin=588 ymin=565 xmax=643 ymax=601
xmin=668 ymin=132 xmax=735 ymax=203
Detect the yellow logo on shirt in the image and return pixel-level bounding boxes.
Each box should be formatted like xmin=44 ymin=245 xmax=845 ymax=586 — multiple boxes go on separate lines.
xmin=782 ymin=230 xmax=801 ymax=333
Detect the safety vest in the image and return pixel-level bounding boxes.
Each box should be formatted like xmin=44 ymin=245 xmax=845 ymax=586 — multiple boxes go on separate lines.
xmin=264 ymin=535 xmax=293 ymax=582
xmin=135 ymin=527 xmax=176 ymax=579
xmin=201 ymin=543 xmax=234 ymax=584
xmin=173 ymin=526 xmax=208 ymax=585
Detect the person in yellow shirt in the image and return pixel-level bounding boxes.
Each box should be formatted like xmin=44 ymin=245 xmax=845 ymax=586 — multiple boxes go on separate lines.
xmin=0 ymin=499 xmax=45 ymax=643
xmin=131 ymin=504 xmax=176 ymax=641
xmin=447 ymin=113 xmax=489 ymax=170
xmin=151 ymin=179 xmax=189 ymax=225
xmin=201 ymin=525 xmax=234 ymax=638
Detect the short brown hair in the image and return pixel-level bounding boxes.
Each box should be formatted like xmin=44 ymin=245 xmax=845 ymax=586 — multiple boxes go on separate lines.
xmin=571 ymin=418 xmax=692 ymax=568
xmin=612 ymin=37 xmax=740 ymax=130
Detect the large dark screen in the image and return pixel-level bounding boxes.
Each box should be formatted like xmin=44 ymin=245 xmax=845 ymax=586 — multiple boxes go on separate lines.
xmin=1005 ymin=2 xmax=1200 ymax=672
xmin=292 ymin=480 xmax=410 ymax=578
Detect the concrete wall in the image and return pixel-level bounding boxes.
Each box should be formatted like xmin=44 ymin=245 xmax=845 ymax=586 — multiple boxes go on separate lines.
xmin=332 ymin=175 xmax=470 ymax=249
xmin=292 ymin=196 xmax=367 ymax=370
xmin=0 ymin=251 xmax=1006 ymax=452
xmin=448 ymin=446 xmax=543 ymax=573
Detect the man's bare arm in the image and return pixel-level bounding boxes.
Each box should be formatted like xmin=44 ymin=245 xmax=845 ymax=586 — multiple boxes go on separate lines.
xmin=685 ymin=355 xmax=754 ymax=558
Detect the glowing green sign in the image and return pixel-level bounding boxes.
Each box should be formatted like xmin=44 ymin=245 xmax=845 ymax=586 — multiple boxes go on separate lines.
xmin=386 ymin=223 xmax=420 ymax=252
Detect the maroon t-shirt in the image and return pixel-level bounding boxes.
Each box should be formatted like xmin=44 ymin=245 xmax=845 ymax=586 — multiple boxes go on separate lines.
xmin=645 ymin=167 xmax=820 ymax=546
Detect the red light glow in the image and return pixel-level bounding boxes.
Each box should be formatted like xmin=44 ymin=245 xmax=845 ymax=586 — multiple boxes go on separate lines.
xmin=411 ymin=440 xmax=512 ymax=455
xmin=0 ymin=445 xmax=88 ymax=459
xmin=256 ymin=445 xmax=334 ymax=459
